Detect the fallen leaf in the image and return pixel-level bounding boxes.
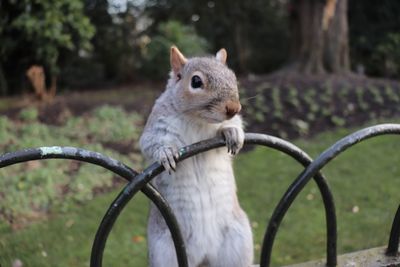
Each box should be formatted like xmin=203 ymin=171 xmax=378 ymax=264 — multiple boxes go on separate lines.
xmin=132 ymin=235 xmax=145 ymax=243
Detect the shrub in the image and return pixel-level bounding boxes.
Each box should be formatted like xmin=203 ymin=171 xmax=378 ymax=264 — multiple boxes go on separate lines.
xmin=0 ymin=105 xmax=143 ymax=225
xmin=374 ymin=33 xmax=400 ymax=78
xmin=19 ymin=107 xmax=39 ymax=122
xmin=140 ymin=20 xmax=209 ymax=79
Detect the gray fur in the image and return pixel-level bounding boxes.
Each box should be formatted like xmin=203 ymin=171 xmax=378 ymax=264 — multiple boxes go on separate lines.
xmin=140 ymin=48 xmax=253 ymax=267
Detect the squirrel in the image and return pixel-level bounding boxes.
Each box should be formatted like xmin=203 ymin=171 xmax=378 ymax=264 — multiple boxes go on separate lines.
xmin=139 ymin=46 xmax=253 ymax=267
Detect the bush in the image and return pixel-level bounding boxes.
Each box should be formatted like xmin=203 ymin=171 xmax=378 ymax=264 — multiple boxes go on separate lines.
xmin=140 ymin=20 xmax=209 ymax=79
xmin=374 ymin=33 xmax=400 ymax=78
xmin=18 ymin=107 xmax=39 ymax=122
xmin=0 ymin=105 xmax=144 ymax=225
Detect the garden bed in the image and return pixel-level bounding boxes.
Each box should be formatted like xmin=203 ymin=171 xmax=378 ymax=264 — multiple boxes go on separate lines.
xmin=1 ymin=73 xmax=400 ymax=227
xmin=240 ymin=73 xmax=400 ymax=138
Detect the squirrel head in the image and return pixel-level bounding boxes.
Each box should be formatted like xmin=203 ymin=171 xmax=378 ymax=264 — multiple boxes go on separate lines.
xmin=168 ymin=46 xmax=241 ymax=123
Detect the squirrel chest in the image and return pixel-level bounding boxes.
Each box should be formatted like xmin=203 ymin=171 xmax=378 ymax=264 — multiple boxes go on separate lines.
xmin=152 ymin=114 xmax=237 ymax=221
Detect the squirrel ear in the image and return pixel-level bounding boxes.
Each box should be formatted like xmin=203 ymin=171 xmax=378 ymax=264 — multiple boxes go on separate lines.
xmin=216 ymin=48 xmax=227 ymax=64
xmin=170 ymin=46 xmax=187 ymax=74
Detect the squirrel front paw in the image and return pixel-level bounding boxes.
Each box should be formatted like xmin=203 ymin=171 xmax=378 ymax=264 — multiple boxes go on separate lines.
xmin=220 ymin=127 xmax=244 ymax=155
xmin=154 ymin=146 xmax=179 ymax=173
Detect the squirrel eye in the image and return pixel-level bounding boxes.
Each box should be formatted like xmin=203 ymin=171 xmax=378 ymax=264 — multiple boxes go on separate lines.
xmin=191 ymin=75 xmax=203 ymax=89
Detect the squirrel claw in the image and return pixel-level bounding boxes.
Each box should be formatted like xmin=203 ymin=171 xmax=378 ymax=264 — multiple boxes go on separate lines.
xmin=155 ymin=146 xmax=178 ymax=173
xmin=220 ymin=126 xmax=244 ymax=156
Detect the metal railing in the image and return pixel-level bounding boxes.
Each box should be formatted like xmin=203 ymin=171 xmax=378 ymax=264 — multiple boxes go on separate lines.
xmin=1 ymin=123 xmax=400 ymax=266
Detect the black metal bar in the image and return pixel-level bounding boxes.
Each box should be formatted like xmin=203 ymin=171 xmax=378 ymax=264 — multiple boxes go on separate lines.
xmin=245 ymin=134 xmax=337 ymax=267
xmin=0 ymin=146 xmax=137 ymax=179
xmin=260 ymin=123 xmax=400 ymax=267
xmin=387 ymin=204 xmax=400 ymax=256
xmin=0 ymin=146 xmax=188 ymax=267
xmin=92 ymin=133 xmax=337 ymax=267
xmin=141 ymin=184 xmax=188 ymax=267
xmin=91 ymin=138 xmax=227 ymax=267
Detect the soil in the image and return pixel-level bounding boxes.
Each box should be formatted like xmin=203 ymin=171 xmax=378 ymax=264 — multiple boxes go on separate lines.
xmin=1 ymin=82 xmax=163 ymax=125
xmin=240 ymin=72 xmax=400 ymax=139
xmin=2 ymin=73 xmax=400 ymax=149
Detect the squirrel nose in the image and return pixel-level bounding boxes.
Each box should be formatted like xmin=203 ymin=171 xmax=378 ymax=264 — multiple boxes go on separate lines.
xmin=225 ymin=101 xmax=241 ymax=118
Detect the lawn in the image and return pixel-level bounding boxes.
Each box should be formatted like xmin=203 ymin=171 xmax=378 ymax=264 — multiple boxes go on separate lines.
xmin=1 ymin=119 xmax=400 ymax=266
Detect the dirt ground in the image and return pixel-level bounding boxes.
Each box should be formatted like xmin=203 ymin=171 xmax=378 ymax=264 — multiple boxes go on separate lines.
xmin=240 ymin=72 xmax=400 ymax=138
xmin=2 ymin=73 xmax=400 ymax=141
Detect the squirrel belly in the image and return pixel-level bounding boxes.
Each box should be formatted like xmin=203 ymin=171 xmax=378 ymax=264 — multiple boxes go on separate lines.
xmin=143 ymin=113 xmax=252 ymax=267
xmin=151 ymin=113 xmax=239 ymax=244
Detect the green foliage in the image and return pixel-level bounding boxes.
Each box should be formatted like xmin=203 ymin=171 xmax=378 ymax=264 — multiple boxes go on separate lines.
xmin=64 ymin=105 xmax=142 ymax=143
xmin=368 ymin=85 xmax=384 ymax=105
xmin=145 ymin=0 xmax=289 ymax=73
xmin=271 ymin=87 xmax=283 ymax=120
xmin=243 ymin=84 xmax=271 ymax=123
xmin=78 ymin=2 xmax=143 ymax=84
xmin=0 ymin=106 xmax=143 ymax=224
xmin=18 ymin=107 xmax=39 ymax=122
xmin=10 ymin=0 xmax=95 ymax=73
xmin=141 ymin=20 xmax=209 ymax=79
xmin=384 ymin=85 xmax=400 ymax=103
xmin=355 ymin=86 xmax=369 ymax=111
xmin=291 ymin=119 xmax=309 ymax=136
xmin=330 ymin=115 xmax=346 ymax=127
xmin=0 ymin=117 xmax=12 ymax=142
xmin=287 ymin=86 xmax=300 ymax=108
xmin=0 ymin=0 xmax=95 ymax=93
xmin=375 ymin=33 xmax=400 ymax=78
xmin=349 ymin=1 xmax=400 ymax=78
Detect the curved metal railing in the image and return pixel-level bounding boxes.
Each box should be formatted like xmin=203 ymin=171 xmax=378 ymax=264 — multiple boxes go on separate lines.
xmin=91 ymin=133 xmax=336 ymax=267
xmin=260 ymin=123 xmax=400 ymax=266
xmin=1 ymin=124 xmax=400 ymax=266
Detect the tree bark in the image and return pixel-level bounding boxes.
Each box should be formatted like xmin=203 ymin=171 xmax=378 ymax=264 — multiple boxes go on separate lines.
xmin=287 ymin=0 xmax=350 ymax=75
xmin=324 ymin=0 xmax=350 ymax=73
xmin=300 ymin=0 xmax=325 ymax=74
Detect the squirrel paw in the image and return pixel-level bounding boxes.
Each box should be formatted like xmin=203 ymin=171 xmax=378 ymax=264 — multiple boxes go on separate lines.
xmin=154 ymin=146 xmax=179 ymax=174
xmin=221 ymin=127 xmax=244 ymax=155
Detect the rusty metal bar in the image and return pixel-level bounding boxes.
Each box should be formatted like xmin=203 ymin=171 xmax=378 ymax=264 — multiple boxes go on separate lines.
xmin=260 ymin=124 xmax=400 ymax=267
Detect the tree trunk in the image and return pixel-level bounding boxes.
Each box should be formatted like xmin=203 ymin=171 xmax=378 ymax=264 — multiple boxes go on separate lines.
xmin=287 ymin=0 xmax=350 ymax=75
xmin=300 ymin=0 xmax=325 ymax=74
xmin=288 ymin=0 xmax=325 ymax=74
xmin=324 ymin=0 xmax=350 ymax=73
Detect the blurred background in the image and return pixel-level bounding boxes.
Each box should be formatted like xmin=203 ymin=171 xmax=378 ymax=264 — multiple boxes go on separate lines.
xmin=1 ymin=0 xmax=400 ymax=266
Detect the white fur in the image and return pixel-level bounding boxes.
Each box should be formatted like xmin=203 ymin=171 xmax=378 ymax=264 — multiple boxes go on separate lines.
xmin=143 ymin=113 xmax=253 ymax=267
xmin=140 ymin=49 xmax=253 ymax=267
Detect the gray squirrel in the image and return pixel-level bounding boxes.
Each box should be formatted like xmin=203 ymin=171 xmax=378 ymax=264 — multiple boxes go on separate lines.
xmin=139 ymin=46 xmax=253 ymax=267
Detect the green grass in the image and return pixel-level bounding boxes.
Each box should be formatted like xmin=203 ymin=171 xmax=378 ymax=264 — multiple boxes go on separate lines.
xmin=1 ymin=120 xmax=400 ymax=266
xmin=0 ymin=106 xmax=144 ymax=224
xmin=0 ymin=189 xmax=149 ymax=267
xmin=237 ymin=123 xmax=400 ymax=265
